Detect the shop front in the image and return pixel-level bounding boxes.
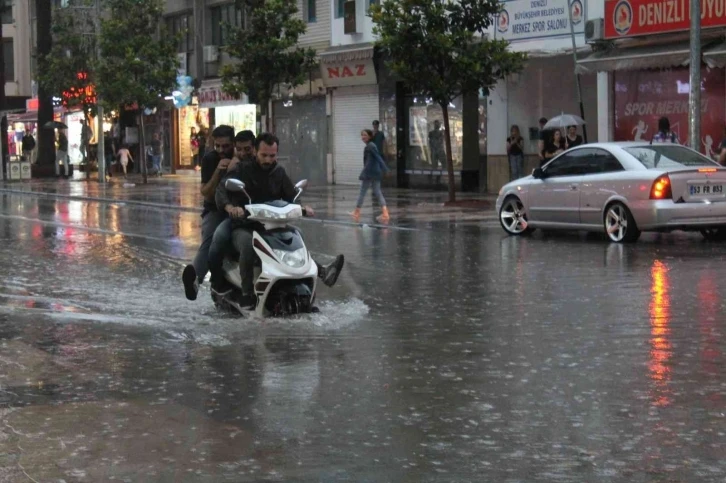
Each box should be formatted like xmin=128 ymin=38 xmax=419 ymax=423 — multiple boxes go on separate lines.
xmin=320 ymin=44 xmax=380 ymax=185
xmin=198 ymin=78 xmax=255 ymax=136
xmin=578 ymin=0 xmax=726 ymax=155
xmin=173 ymin=102 xmax=209 ymax=170
xmin=272 ymin=74 xmax=328 ymax=185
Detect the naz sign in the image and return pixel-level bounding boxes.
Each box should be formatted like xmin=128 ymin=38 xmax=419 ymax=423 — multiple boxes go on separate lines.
xmin=605 ymin=0 xmax=726 ymax=39
xmin=320 ymin=59 xmax=377 ymax=87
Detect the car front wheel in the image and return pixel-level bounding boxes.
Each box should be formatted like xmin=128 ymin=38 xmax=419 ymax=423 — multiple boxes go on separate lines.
xmin=604 ymin=202 xmax=641 ymax=243
xmin=499 ymin=196 xmax=532 ymax=236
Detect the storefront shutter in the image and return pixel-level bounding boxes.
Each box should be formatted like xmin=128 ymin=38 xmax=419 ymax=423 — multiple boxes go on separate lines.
xmin=332 ymin=85 xmax=380 ymax=185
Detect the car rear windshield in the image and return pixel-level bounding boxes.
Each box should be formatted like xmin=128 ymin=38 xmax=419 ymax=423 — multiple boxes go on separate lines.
xmin=625 ymin=145 xmax=719 ymax=169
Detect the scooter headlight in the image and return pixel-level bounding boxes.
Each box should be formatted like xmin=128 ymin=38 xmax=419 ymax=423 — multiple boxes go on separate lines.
xmin=272 ymin=247 xmax=307 ymax=268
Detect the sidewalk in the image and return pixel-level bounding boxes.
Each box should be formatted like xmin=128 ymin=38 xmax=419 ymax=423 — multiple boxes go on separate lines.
xmin=0 ymin=173 xmax=499 ymax=227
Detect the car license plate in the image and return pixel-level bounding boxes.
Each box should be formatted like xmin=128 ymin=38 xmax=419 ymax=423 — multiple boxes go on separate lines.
xmin=689 ymin=183 xmax=724 ymax=196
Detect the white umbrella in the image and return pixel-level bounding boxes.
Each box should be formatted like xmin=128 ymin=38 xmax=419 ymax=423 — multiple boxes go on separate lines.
xmin=543 ymin=113 xmax=586 ymax=130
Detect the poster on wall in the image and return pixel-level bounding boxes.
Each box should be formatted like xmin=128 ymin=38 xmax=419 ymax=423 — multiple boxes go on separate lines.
xmin=409 ymin=107 xmax=428 ymax=147
xmin=614 ymin=67 xmax=726 ymax=159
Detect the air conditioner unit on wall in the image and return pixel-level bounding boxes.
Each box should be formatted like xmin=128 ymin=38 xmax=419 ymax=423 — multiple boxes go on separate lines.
xmin=203 ymin=45 xmax=219 ymax=63
xmin=585 ymin=18 xmax=604 ymax=43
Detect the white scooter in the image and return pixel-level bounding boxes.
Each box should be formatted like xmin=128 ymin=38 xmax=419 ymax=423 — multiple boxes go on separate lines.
xmin=215 ymin=178 xmax=318 ymax=317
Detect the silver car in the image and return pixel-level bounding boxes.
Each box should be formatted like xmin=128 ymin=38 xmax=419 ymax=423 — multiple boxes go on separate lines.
xmin=496 ymin=142 xmax=726 ymax=243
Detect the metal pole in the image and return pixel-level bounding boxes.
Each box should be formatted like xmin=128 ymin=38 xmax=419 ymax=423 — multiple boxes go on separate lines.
xmin=688 ymin=0 xmax=701 ymax=151
xmin=567 ymin=0 xmax=587 ymax=143
xmin=96 ymin=0 xmax=105 ymax=182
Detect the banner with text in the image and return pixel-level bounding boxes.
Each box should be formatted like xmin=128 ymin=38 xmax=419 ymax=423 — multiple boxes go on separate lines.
xmin=605 ymin=0 xmax=726 ymax=39
xmin=614 ymin=67 xmax=726 ymax=158
xmin=496 ymin=0 xmax=585 ymax=41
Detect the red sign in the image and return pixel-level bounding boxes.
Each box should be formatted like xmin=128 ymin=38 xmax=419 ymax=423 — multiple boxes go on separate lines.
xmin=61 ymin=71 xmax=96 ymax=107
xmin=326 ymin=64 xmax=367 ymax=79
xmin=614 ymin=67 xmax=725 ymax=158
xmin=605 ymin=0 xmax=726 ymax=39
xmin=26 ymin=98 xmax=39 ymax=111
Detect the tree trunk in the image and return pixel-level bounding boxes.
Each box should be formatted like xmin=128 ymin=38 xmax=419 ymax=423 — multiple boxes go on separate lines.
xmin=36 ymin=0 xmax=55 ymax=167
xmin=139 ymin=113 xmax=147 ymax=184
xmin=441 ymin=102 xmax=456 ymax=203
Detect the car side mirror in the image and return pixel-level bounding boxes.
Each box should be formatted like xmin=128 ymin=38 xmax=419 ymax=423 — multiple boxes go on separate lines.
xmin=225 ymin=179 xmax=246 ymax=192
xmin=533 ymin=167 xmax=545 ymax=179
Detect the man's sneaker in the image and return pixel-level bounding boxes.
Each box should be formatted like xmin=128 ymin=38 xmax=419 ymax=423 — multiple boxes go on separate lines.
xmin=320 ymin=255 xmax=345 ymax=287
xmin=237 ymin=293 xmax=257 ymax=309
xmin=182 ymin=265 xmax=199 ymax=301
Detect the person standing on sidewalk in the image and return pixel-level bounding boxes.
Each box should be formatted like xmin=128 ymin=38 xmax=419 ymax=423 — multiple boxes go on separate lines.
xmin=56 ymin=129 xmax=70 ymax=177
xmin=506 ymin=125 xmax=524 ymax=181
xmin=182 ymin=125 xmax=236 ymax=301
xmin=372 ymin=120 xmax=385 ymax=155
xmin=150 ymin=132 xmax=163 ymax=176
xmin=21 ymin=129 xmax=36 ymax=164
xmin=351 ymin=129 xmax=390 ymax=223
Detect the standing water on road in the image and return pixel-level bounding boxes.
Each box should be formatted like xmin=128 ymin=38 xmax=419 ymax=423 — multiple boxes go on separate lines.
xmin=0 ymin=192 xmax=725 ymax=482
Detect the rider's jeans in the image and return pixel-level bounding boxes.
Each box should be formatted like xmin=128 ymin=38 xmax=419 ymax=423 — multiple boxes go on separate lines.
xmin=208 ymin=218 xmax=233 ymax=287
xmin=231 ymin=227 xmax=256 ymax=295
xmin=192 ymin=210 xmax=226 ymax=284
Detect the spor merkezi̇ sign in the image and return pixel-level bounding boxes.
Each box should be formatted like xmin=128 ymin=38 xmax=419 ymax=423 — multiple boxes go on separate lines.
xmin=605 ymin=0 xmax=726 ymax=39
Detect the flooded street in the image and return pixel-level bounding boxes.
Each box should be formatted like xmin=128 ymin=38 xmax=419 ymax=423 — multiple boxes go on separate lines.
xmin=1 ymin=186 xmax=725 ymax=482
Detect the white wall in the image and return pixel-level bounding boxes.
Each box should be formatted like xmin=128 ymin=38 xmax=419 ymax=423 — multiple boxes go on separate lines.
xmin=3 ymin=0 xmax=32 ymax=98
xmin=330 ymin=0 xmax=376 ymax=47
xmin=298 ymin=0 xmax=331 ymax=51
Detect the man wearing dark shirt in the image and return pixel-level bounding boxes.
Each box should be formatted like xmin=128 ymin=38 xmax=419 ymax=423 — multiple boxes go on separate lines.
xmin=565 ymin=125 xmax=583 ymax=149
xmin=372 ymin=120 xmax=385 ymax=156
xmin=182 ymin=125 xmax=236 ymax=301
xmin=537 ymin=117 xmax=551 ymax=163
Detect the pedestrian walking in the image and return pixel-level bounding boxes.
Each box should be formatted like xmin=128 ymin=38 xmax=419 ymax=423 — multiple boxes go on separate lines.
xmin=351 ymin=129 xmax=390 ymax=223
xmin=565 ymin=125 xmax=583 ymax=149
xmin=117 ymin=144 xmax=133 ymax=178
xmin=719 ymin=126 xmax=726 ymax=166
xmin=542 ymin=130 xmax=565 ymax=165
xmin=506 ymin=125 xmax=524 ymax=180
xmin=652 ymin=117 xmax=679 ymax=144
xmin=104 ymin=131 xmax=114 ymax=177
xmin=21 ymin=129 xmax=36 ymax=164
xmin=80 ymin=120 xmax=93 ymax=163
xmin=428 ymin=120 xmax=446 ymax=169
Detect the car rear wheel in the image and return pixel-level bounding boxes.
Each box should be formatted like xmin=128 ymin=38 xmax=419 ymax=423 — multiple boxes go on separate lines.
xmin=700 ymin=228 xmax=726 ymax=241
xmin=604 ymin=202 xmax=640 ymax=243
xmin=499 ymin=196 xmax=532 ymax=236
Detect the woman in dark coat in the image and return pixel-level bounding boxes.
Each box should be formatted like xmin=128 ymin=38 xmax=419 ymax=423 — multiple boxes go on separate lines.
xmin=351 ymin=129 xmax=390 ymax=222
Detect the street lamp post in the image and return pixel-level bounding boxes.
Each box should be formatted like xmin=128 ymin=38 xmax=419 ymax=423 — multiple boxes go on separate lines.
xmin=95 ymin=0 xmax=105 ymax=183
xmin=688 ymin=0 xmax=701 ymax=152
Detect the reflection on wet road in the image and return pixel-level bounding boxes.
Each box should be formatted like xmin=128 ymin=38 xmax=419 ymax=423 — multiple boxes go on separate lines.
xmin=1 ymin=193 xmax=725 ymax=481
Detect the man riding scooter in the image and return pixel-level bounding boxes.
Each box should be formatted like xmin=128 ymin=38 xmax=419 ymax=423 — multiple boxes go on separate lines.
xmin=209 ymin=133 xmax=344 ymax=308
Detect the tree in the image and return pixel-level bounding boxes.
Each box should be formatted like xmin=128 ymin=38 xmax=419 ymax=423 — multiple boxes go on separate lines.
xmin=37 ymin=1 xmax=97 ymax=117
xmin=96 ymin=0 xmax=178 ymax=183
xmin=221 ymin=0 xmax=317 ymax=131
xmin=372 ymin=0 xmax=526 ymax=202
xmin=36 ymin=0 xmax=56 ymax=168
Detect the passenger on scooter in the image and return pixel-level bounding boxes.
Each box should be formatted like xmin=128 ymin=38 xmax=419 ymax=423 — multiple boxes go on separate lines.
xmin=181 ymin=125 xmax=237 ymax=301
xmin=209 ymin=132 xmax=344 ymax=308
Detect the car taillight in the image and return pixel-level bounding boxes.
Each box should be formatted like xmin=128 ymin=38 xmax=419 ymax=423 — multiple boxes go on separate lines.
xmin=650 ymin=175 xmax=672 ymax=200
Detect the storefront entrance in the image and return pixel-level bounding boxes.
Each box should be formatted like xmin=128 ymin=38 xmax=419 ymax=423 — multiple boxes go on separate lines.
xmin=273 ymin=97 xmax=328 ymax=185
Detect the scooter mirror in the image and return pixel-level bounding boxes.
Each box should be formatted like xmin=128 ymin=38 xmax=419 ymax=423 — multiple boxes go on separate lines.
xmin=295 ymin=179 xmax=308 ymax=190
xmin=225 ymin=179 xmax=246 ymax=192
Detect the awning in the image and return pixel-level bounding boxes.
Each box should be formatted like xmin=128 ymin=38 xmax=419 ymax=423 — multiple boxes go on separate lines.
xmin=575 ymin=42 xmax=691 ymax=74
xmin=319 ymin=43 xmax=375 ymax=63
xmin=704 ymin=42 xmax=726 ymax=68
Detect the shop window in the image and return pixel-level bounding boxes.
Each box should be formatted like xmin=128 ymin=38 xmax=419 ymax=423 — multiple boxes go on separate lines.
xmin=1 ymin=4 xmax=12 ymax=24
xmin=3 ymin=38 xmax=13 ymax=81
xmin=304 ymin=0 xmax=317 ymax=23
xmin=166 ymin=13 xmax=194 ymax=53
xmin=210 ymin=3 xmax=246 ymax=46
xmin=405 ymin=96 xmax=464 ymax=171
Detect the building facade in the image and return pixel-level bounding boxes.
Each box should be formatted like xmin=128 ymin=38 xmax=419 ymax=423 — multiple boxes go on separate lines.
xmin=577 ymin=0 xmax=726 ymax=163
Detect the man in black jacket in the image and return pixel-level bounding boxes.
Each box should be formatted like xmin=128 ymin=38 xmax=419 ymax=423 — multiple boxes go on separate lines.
xmin=209 ymin=133 xmax=344 ymax=307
